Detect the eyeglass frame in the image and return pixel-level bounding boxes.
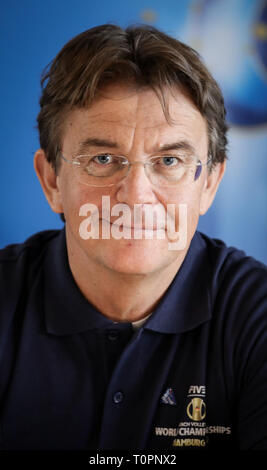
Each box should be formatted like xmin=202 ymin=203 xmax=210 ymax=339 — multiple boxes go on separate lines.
xmin=59 ymin=152 xmax=213 ymax=187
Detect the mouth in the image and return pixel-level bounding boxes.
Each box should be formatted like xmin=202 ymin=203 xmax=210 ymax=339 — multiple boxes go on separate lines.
xmin=101 ymin=218 xmax=166 ymax=231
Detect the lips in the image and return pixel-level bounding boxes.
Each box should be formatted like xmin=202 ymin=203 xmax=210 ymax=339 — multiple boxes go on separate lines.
xmin=86 ymin=201 xmax=177 ymax=234
xmin=102 ymin=219 xmax=166 ymax=231
xmin=100 ymin=208 xmax=168 ymax=231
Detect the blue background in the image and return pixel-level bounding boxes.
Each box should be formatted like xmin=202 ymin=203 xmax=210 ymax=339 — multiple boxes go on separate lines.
xmin=1 ymin=0 xmax=267 ymax=263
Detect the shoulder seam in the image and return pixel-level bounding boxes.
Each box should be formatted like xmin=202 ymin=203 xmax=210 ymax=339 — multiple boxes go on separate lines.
xmin=0 ymin=230 xmax=62 ymax=263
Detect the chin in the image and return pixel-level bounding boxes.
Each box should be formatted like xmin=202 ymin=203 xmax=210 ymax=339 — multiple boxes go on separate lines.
xmin=96 ymin=238 xmax=178 ymax=275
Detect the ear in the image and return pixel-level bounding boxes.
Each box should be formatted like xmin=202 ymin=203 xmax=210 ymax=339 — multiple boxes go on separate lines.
xmin=34 ymin=149 xmax=63 ymax=213
xmin=199 ymin=160 xmax=226 ymax=215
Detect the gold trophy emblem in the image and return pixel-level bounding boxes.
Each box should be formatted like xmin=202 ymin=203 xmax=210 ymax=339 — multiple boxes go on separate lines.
xmin=187 ymin=397 xmax=206 ymax=421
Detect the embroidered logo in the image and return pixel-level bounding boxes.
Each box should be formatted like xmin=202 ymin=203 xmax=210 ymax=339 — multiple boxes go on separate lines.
xmin=161 ymin=388 xmax=177 ymax=405
xmin=187 ymin=397 xmax=206 ymax=421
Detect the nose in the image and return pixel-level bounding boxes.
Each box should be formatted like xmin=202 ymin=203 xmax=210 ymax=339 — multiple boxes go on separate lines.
xmin=115 ymin=162 xmax=159 ymax=206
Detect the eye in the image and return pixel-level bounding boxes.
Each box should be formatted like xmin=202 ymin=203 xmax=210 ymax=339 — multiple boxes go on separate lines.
xmin=94 ymin=154 xmax=113 ymax=165
xmin=161 ymin=156 xmax=179 ymax=167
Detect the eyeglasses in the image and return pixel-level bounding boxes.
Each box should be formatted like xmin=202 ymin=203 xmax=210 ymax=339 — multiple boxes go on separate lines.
xmin=59 ymin=153 xmax=212 ymax=187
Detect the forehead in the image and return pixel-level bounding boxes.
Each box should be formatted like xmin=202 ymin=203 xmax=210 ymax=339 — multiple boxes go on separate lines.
xmin=61 ymin=84 xmax=208 ymax=152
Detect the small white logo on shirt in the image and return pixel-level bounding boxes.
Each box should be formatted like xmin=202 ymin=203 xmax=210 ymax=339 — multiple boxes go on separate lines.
xmin=160 ymin=388 xmax=177 ymax=405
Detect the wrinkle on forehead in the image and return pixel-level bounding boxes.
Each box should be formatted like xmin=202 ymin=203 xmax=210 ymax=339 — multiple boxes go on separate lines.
xmin=94 ymin=82 xmax=203 ymax=129
xmin=74 ymin=101 xmax=202 ymax=132
xmin=78 ymin=115 xmax=165 ymax=130
xmin=84 ymin=85 xmax=167 ymax=129
xmin=63 ymin=84 xmax=208 ymax=157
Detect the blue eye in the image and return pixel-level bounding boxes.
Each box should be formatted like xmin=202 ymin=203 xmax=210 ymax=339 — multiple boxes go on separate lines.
xmin=162 ymin=156 xmax=178 ymax=166
xmin=95 ymin=154 xmax=112 ymax=164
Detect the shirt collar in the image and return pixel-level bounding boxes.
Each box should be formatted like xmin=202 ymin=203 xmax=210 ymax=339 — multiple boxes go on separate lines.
xmin=43 ymin=229 xmax=211 ymax=336
xmin=144 ymin=232 xmax=212 ymax=334
xmin=44 ymin=229 xmax=116 ymax=335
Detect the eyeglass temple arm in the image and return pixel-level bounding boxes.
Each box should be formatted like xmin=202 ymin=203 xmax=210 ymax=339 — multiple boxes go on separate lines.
xmin=60 ymin=154 xmax=80 ymax=166
xmin=194 ymin=155 xmax=212 ymax=181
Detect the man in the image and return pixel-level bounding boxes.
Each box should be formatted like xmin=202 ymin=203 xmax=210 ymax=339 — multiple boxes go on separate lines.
xmin=0 ymin=24 xmax=266 ymax=451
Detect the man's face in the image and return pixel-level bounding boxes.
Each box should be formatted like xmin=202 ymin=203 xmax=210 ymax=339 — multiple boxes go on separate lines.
xmin=50 ymin=84 xmax=222 ymax=275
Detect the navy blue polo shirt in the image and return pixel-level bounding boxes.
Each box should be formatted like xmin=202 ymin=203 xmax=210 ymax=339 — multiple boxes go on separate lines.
xmin=0 ymin=228 xmax=267 ymax=450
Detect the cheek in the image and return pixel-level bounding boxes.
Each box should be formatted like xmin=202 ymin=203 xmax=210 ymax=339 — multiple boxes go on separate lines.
xmin=157 ymin=187 xmax=202 ymax=238
xmin=58 ymin=173 xmax=100 ymax=222
xmin=59 ymin=174 xmax=115 ymax=228
xmin=156 ymin=187 xmax=201 ymax=215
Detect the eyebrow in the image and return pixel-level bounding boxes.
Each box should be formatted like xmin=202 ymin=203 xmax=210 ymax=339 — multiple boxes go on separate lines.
xmin=158 ymin=140 xmax=196 ymax=154
xmin=76 ymin=137 xmax=196 ymax=154
xmin=77 ymin=138 xmax=118 ymax=153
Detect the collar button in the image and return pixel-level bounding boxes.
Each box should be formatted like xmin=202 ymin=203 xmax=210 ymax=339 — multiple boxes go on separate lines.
xmin=107 ymin=329 xmax=120 ymax=341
